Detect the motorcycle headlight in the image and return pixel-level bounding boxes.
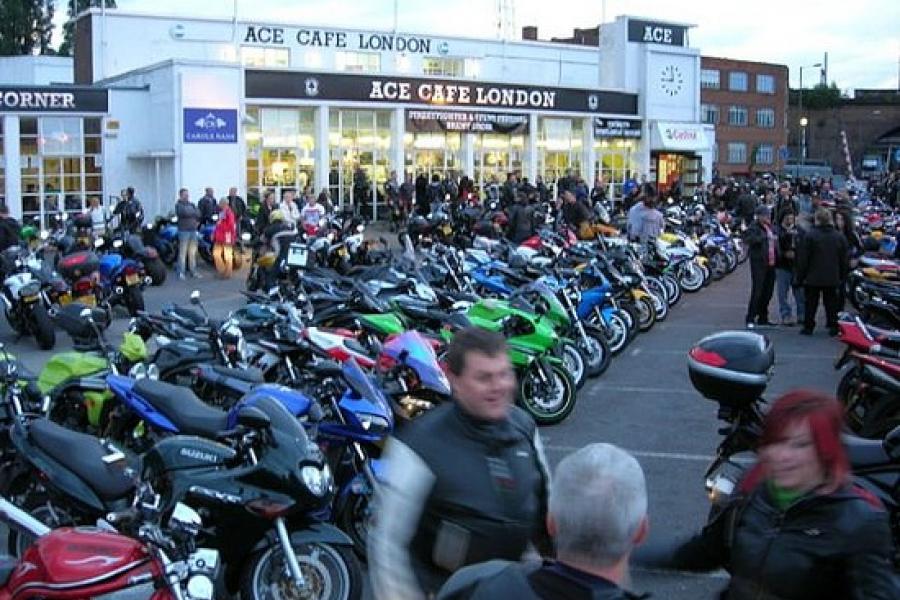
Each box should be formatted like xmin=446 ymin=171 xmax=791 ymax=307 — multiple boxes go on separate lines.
xmin=18 ymin=282 xmax=40 ymax=298
xmin=301 ymin=464 xmax=332 ymax=497
xmin=358 ymin=413 xmax=391 ymax=435
xmin=128 ymin=363 xmax=148 ymax=379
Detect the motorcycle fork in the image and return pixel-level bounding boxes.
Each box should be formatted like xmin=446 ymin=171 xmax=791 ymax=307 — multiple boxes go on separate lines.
xmin=275 ymin=516 xmax=307 ymax=588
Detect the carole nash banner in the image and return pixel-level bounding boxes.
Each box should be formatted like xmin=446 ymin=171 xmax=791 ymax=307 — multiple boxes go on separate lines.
xmin=245 ymin=70 xmax=638 ymax=115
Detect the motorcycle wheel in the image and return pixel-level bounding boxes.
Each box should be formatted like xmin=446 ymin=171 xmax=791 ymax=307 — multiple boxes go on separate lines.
xmin=661 ymin=274 xmax=681 ymax=306
xmin=617 ymin=306 xmax=640 ymax=342
xmin=560 ymin=342 xmax=586 ymax=389
xmin=518 ymin=363 xmax=576 ymax=425
xmin=737 ymin=242 xmax=749 ymax=264
xmin=144 ymin=257 xmax=167 ymax=286
xmin=7 ymin=476 xmax=75 ymax=557
xmin=241 ymin=540 xmax=362 ymax=600
xmin=709 ymin=254 xmax=726 ymax=281
xmin=337 ymin=492 xmax=372 ymax=561
xmin=645 ymin=280 xmax=668 ymax=322
xmin=634 ymin=296 xmax=657 ymax=332
xmin=31 ymin=304 xmax=55 ymax=350
xmin=577 ymin=326 xmax=611 ymax=376
xmin=199 ymin=245 xmax=214 ymax=266
xmin=724 ymin=250 xmax=738 ymax=273
xmin=838 ymin=367 xmax=900 ymax=438
xmin=700 ymin=264 xmax=712 ymax=286
xmin=587 ymin=311 xmax=628 ymax=354
xmin=678 ymin=262 xmax=704 ymax=293
xmin=124 ymin=285 xmax=145 ymax=317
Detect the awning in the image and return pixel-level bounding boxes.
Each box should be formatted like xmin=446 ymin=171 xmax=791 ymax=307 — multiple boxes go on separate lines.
xmin=127 ymin=150 xmax=176 ymax=159
xmin=651 ymin=121 xmax=710 ymax=152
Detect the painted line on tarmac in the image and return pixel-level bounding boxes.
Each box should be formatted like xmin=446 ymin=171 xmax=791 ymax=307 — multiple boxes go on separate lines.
xmin=544 ymin=444 xmax=712 ymax=462
xmin=635 ymin=567 xmax=729 ymax=580
xmin=636 ymin=348 xmax=837 ymax=361
xmin=597 ymin=385 xmax=696 ymax=395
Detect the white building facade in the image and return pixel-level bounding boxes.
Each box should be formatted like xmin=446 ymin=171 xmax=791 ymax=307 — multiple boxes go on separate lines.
xmin=0 ymin=10 xmax=714 ymax=223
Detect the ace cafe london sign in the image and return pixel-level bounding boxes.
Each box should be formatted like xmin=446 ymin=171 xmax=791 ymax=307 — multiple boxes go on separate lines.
xmin=243 ymin=25 xmax=437 ymax=54
xmin=627 ymin=19 xmax=687 ymax=46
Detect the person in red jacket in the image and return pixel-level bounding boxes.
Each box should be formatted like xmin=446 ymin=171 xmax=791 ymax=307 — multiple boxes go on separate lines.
xmin=212 ymin=197 xmax=236 ymax=278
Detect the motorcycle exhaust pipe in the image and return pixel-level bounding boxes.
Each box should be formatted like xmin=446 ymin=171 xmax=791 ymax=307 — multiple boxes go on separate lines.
xmin=0 ymin=496 xmax=51 ymax=539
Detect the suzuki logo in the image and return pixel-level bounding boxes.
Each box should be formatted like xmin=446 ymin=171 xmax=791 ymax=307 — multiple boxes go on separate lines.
xmin=193 ymin=113 xmax=228 ymax=130
xmin=180 ymin=447 xmax=219 ymax=463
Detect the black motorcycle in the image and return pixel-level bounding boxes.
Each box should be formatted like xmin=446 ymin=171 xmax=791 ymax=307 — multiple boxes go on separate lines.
xmin=0 ymin=246 xmax=56 ymax=350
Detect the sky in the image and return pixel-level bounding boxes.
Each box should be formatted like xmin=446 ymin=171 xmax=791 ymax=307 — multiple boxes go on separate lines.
xmin=56 ymin=0 xmax=900 ymax=91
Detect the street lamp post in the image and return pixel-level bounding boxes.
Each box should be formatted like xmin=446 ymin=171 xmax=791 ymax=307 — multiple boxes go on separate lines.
xmin=798 ymin=62 xmax=822 ymax=166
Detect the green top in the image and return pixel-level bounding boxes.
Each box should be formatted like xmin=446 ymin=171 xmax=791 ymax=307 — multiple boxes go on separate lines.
xmin=767 ymin=480 xmax=806 ymax=512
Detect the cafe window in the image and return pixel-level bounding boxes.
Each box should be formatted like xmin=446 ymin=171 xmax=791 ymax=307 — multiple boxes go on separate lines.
xmin=594 ymin=138 xmax=638 ymax=201
xmin=245 ymin=106 xmax=316 ymax=207
xmin=727 ymin=142 xmax=747 ymax=164
xmin=336 ymin=51 xmax=380 ymax=73
xmin=240 ymin=46 xmax=290 ymax=68
xmin=20 ymin=116 xmax=103 ymax=227
xmin=701 ymin=103 xmax=719 ymax=125
xmin=537 ymin=117 xmax=582 ymax=188
xmin=727 ymin=106 xmax=748 ymax=126
xmin=700 ymin=69 xmax=720 ymax=89
xmin=756 ymin=108 xmax=775 ymax=128
xmin=423 ymin=57 xmax=464 ymax=77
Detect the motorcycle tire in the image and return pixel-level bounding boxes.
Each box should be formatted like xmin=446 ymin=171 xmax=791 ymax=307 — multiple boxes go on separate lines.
xmin=634 ymin=296 xmax=657 ymax=332
xmin=560 ymin=342 xmax=586 ymax=389
xmin=144 ymin=257 xmax=167 ymax=286
xmin=589 ymin=311 xmax=629 ymax=355
xmin=240 ymin=540 xmax=362 ymax=600
xmin=578 ymin=325 xmax=612 ymax=376
xmin=617 ymin=306 xmax=640 ymax=342
xmin=31 ymin=304 xmax=55 ymax=350
xmin=159 ymin=244 xmax=177 ymax=266
xmin=645 ymin=280 xmax=668 ymax=322
xmin=199 ymin=245 xmax=214 ymax=266
xmin=6 ymin=475 xmax=75 ymax=557
xmin=700 ymin=264 xmax=712 ymax=286
xmin=124 ymin=286 xmax=145 ymax=317
xmin=709 ymin=254 xmax=726 ymax=281
xmin=518 ymin=363 xmax=576 ymax=425
xmin=838 ymin=367 xmax=900 ymax=438
xmin=724 ymin=250 xmax=738 ymax=273
xmin=337 ymin=491 xmax=372 ymax=561
xmin=678 ymin=262 xmax=704 ymax=293
xmin=737 ymin=242 xmax=749 ymax=265
xmin=661 ymin=274 xmax=681 ymax=306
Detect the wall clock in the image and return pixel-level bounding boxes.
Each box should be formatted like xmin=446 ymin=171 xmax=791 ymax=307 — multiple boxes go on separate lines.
xmin=660 ymin=65 xmax=684 ymax=96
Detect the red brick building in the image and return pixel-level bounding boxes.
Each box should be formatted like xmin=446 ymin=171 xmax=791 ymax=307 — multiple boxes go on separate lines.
xmin=700 ymin=57 xmax=789 ymax=178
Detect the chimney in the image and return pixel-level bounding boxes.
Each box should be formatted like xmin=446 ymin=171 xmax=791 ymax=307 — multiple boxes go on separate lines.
xmin=522 ymin=26 xmax=538 ymax=41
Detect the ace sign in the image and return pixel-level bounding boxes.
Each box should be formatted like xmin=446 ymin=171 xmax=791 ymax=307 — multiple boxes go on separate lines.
xmin=627 ymin=19 xmax=687 ymax=46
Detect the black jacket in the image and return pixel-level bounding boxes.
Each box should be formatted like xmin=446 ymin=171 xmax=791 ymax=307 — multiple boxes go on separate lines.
xmin=197 ymin=195 xmax=216 ymax=225
xmin=736 ymin=193 xmax=757 ymax=222
xmin=796 ymin=224 xmax=848 ymax=287
xmin=743 ymin=220 xmax=776 ymax=270
xmin=637 ymin=484 xmax=898 ymax=600
xmin=0 ymin=216 xmax=20 ymax=253
xmin=776 ymin=226 xmax=800 ymax=271
xmin=369 ymin=403 xmax=550 ymax=599
xmin=507 ymin=203 xmax=538 ymax=244
xmin=438 ymin=560 xmax=645 ymax=600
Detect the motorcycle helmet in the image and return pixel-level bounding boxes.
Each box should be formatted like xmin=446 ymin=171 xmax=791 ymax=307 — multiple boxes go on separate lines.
xmin=270 ymin=210 xmax=285 ymax=223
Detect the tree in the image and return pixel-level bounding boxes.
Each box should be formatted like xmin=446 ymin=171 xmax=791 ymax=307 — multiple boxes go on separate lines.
xmin=0 ymin=0 xmax=56 ymax=56
xmin=58 ymin=0 xmax=115 ymax=57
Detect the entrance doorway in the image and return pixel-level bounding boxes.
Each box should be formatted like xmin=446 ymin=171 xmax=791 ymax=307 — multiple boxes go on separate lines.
xmin=404 ymin=132 xmax=462 ymax=181
xmin=328 ymin=110 xmax=391 ymax=221
xmin=652 ymin=152 xmax=701 ymax=198
xmin=474 ymin=133 xmax=525 ymax=194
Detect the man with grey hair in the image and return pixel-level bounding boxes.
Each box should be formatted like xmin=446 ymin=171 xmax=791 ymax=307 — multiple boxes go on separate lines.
xmin=437 ymin=443 xmax=649 ymax=599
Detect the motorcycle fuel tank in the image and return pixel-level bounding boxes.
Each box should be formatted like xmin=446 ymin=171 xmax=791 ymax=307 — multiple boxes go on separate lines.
xmin=143 ymin=435 xmax=237 ymax=476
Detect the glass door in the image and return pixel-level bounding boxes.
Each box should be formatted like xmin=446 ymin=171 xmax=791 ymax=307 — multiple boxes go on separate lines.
xmin=328 ymin=110 xmax=391 ymax=220
xmin=473 ymin=133 xmax=525 ymax=194
xmin=404 ymin=132 xmax=462 ymax=181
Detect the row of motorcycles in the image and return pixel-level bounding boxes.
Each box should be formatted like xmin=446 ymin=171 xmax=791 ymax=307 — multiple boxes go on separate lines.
xmin=0 ymin=198 xmax=748 ymax=598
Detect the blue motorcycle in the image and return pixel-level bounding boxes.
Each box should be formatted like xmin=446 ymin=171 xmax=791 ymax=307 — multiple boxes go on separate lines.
xmin=94 ymin=236 xmax=148 ymax=317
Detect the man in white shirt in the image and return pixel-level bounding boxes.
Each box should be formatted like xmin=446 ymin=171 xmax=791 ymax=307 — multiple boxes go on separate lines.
xmin=300 ymin=193 xmax=327 ymax=233
xmin=281 ymin=190 xmax=301 ymax=227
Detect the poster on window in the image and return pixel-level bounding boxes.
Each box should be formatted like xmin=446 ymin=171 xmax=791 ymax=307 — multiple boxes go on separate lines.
xmin=406 ymin=110 xmax=528 ymax=134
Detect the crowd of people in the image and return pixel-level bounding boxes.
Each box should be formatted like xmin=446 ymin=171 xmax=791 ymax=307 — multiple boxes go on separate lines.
xmin=367 ymin=327 xmax=898 ymax=600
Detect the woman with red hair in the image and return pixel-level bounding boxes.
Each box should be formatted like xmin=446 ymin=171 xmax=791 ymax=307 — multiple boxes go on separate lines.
xmin=638 ymin=390 xmax=897 ymax=599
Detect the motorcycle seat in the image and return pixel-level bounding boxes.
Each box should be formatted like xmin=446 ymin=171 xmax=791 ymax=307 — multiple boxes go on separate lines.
xmin=307 ymin=360 xmax=344 ymax=378
xmin=164 ymin=305 xmax=207 ymax=327
xmin=842 ymin=434 xmax=891 ymax=468
xmin=28 ymin=419 xmax=134 ymax=501
xmin=133 ymin=379 xmax=228 ymax=438
xmin=209 ymin=365 xmax=265 ymax=384
xmin=309 ymin=292 xmax=349 ymax=305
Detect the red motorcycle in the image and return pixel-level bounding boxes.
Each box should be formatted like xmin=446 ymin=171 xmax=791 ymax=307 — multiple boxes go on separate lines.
xmin=835 ymin=313 xmax=900 ymax=438
xmin=0 ymin=495 xmax=218 ymax=599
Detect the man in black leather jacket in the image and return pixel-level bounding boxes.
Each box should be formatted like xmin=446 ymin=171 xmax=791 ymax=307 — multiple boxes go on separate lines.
xmin=438 ymin=443 xmax=650 ymax=600
xmin=369 ymin=327 xmax=551 ymax=600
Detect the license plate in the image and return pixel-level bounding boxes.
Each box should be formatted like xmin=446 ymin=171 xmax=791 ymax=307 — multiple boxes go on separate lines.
xmin=21 ymin=295 xmax=39 ymax=304
xmin=58 ymin=293 xmax=72 ymax=306
xmin=286 ymin=243 xmax=309 ymax=267
xmin=76 ymin=295 xmax=96 ymax=307
xmin=125 ymin=273 xmax=140 ymax=286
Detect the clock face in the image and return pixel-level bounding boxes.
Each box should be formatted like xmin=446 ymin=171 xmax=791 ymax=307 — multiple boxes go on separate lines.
xmin=660 ymin=65 xmax=684 ymax=96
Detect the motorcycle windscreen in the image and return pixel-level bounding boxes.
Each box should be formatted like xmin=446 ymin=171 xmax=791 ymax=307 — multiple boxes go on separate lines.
xmin=383 ymin=331 xmax=451 ymax=397
xmin=341 ymin=358 xmax=392 ymax=419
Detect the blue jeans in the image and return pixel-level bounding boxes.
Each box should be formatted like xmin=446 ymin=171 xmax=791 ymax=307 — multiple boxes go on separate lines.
xmin=177 ymin=231 xmax=199 ymax=276
xmin=775 ymin=268 xmax=805 ymax=321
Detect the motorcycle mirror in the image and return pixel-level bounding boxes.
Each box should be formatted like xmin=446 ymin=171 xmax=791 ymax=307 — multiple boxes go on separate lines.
xmin=112 ymin=239 xmax=123 ymax=249
xmin=93 ymin=238 xmax=104 ymax=248
xmin=241 ymin=232 xmax=252 ymax=242
xmin=236 ymin=405 xmax=271 ymax=430
xmin=190 ymin=290 xmax=201 ymax=304
xmin=79 ymin=307 xmax=93 ymax=320
xmin=170 ymin=216 xmax=178 ymax=223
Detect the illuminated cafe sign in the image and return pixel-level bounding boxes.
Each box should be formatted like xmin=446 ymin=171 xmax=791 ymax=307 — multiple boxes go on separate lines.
xmin=245 ymin=70 xmax=639 ymax=116
xmin=243 ymin=25 xmax=436 ymax=54
xmin=407 ymin=110 xmax=529 ymax=134
xmin=0 ymin=86 xmax=109 ymax=113
xmin=593 ymin=118 xmax=642 ymax=139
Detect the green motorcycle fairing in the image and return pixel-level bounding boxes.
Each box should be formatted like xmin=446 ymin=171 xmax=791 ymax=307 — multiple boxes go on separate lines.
xmin=358 ymin=312 xmax=406 ymax=337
